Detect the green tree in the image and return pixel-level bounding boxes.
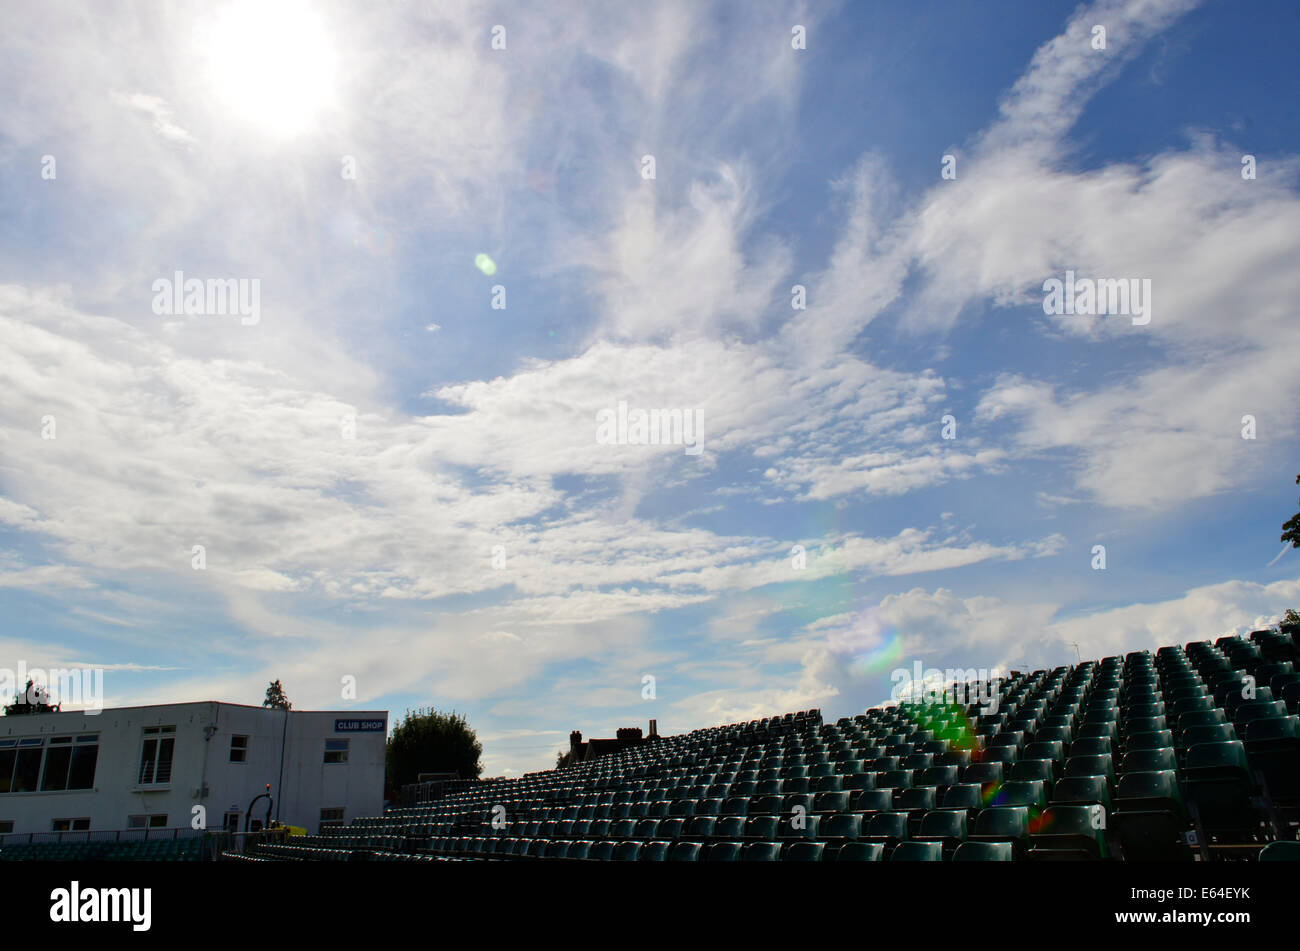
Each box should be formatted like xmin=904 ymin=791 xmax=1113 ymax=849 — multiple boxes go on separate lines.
xmin=263 ymin=679 xmax=292 ymax=710
xmin=1278 ymin=608 xmax=1300 ymax=633
xmin=3 ymin=679 xmax=59 ymax=716
xmin=386 ymin=707 xmax=483 ymax=796
xmin=1281 ymin=475 xmax=1300 ymax=550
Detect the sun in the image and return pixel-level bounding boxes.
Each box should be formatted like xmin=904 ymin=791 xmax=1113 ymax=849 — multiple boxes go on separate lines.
xmin=203 ymin=0 xmax=338 ymax=136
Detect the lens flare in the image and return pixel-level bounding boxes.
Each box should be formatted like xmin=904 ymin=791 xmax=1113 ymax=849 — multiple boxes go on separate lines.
xmin=846 ymin=630 xmax=905 ymax=678
xmin=475 ymin=253 xmax=497 ymax=276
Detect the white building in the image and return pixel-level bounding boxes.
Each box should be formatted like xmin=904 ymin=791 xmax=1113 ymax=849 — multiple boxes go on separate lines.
xmin=0 ymin=702 xmax=386 ymax=837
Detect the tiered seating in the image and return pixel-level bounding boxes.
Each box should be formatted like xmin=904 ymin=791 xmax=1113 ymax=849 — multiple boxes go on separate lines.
xmin=242 ymin=629 xmax=1298 ymax=862
xmin=0 ymin=836 xmax=207 ymax=862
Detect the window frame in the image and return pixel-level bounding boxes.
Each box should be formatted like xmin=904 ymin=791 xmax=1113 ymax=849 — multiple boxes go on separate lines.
xmin=323 ymin=739 xmax=349 ymax=764
xmin=137 ymin=726 xmax=176 ymax=786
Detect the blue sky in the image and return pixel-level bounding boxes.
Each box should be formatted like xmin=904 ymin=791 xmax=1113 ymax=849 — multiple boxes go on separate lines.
xmin=1 ymin=0 xmax=1298 ymax=775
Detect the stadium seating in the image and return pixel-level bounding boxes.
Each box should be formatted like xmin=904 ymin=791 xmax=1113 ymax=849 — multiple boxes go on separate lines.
xmin=0 ymin=836 xmax=207 ymax=862
xmin=232 ymin=629 xmax=1298 ymax=863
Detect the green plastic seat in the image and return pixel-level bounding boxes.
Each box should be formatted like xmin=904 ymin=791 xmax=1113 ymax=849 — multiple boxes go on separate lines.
xmin=1258 ymin=841 xmax=1300 ymax=861
xmin=741 ymin=841 xmax=782 ymax=861
xmin=667 ymin=841 xmax=700 ymax=862
xmin=952 ymin=841 xmax=1014 ymax=861
xmin=890 ymin=840 xmax=943 ymax=861
xmin=704 ymin=841 xmax=743 ymax=862
xmin=970 ymin=805 xmax=1030 ymax=847
xmin=833 ymin=842 xmax=884 ymax=861
xmin=781 ymin=841 xmax=825 ymax=862
xmin=1028 ymin=805 xmax=1108 ymax=859
xmin=638 ymin=840 xmax=670 ymax=861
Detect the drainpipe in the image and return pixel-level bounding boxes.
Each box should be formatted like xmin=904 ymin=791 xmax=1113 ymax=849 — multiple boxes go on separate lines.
xmin=274 ymin=706 xmax=288 ymax=822
xmin=198 ymin=704 xmax=218 ymax=828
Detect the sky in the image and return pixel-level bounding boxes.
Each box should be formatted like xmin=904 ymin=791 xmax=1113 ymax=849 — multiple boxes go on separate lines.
xmin=1 ymin=0 xmax=1298 ymax=776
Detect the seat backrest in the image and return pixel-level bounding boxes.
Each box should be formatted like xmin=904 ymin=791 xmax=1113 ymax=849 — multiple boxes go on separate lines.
xmin=890 ymin=841 xmax=943 ymax=861
xmin=1120 ymin=747 xmax=1177 ymax=774
xmin=876 ymin=770 xmax=914 ymax=790
xmin=853 ymin=789 xmax=893 ymax=813
xmin=897 ymin=786 xmax=938 ymax=811
xmin=705 ymin=841 xmax=743 ymax=861
xmin=918 ymin=809 xmax=966 ymax=841
xmin=1069 ymin=736 xmax=1112 ymax=756
xmin=993 ymin=779 xmax=1045 ymax=808
xmin=974 ymin=805 xmax=1029 ymax=839
xmin=822 ymin=813 xmax=863 ymax=839
xmin=687 ymin=816 xmax=716 ymax=837
xmin=1259 ymin=841 xmax=1300 ymax=862
xmin=1064 ymin=754 xmax=1114 ymax=780
xmin=668 ymin=841 xmax=701 ymax=862
xmin=1122 ymin=716 xmax=1167 ymax=735
xmin=1051 ymin=775 xmax=1111 ymax=808
xmin=742 ymin=841 xmax=783 ymax=861
xmin=1186 ymin=740 xmax=1250 ymax=775
xmin=918 ymin=765 xmax=960 ymax=787
xmin=1236 ymin=701 xmax=1289 ymax=725
xmin=866 ymin=811 xmax=909 ymax=840
xmin=834 ymin=842 xmax=884 ymax=862
xmin=1115 ymin=769 xmax=1182 ymax=808
xmin=952 ymin=841 xmax=1014 ymax=861
xmin=1125 ymin=730 xmax=1174 ymax=750
xmin=1010 ymin=759 xmax=1056 ymax=785
xmin=781 ymin=841 xmax=825 ymax=862
xmin=1182 ymin=724 xmax=1238 ymax=747
xmin=721 ymin=796 xmax=750 ymax=816
xmin=1176 ymin=709 xmax=1225 ymax=732
xmin=1032 ymin=804 xmax=1105 ymax=842
xmin=1023 ymin=740 xmax=1064 ymax=763
xmin=963 ymin=762 xmax=1004 ymax=785
xmin=1246 ymin=714 xmax=1300 ymax=742
xmin=941 ymin=783 xmax=983 ymax=810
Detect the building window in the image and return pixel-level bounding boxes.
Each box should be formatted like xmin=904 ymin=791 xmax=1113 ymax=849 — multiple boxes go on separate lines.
xmin=127 ymin=814 xmax=168 ymax=829
xmin=223 ymin=812 xmax=240 ymax=833
xmin=138 ymin=726 xmax=175 ymax=785
xmin=319 ymin=807 xmax=344 ymax=831
xmin=52 ymin=818 xmax=90 ymax=832
xmin=323 ymin=739 xmax=348 ymax=764
xmin=229 ymin=734 xmax=249 ymax=763
xmin=12 ymin=739 xmax=44 ymax=792
xmin=67 ymin=735 xmax=99 ymax=790
xmin=40 ymin=736 xmax=73 ymax=791
xmin=0 ymin=740 xmax=15 ymax=794
xmin=0 ymin=735 xmax=97 ymax=794
xmin=0 ymin=821 xmax=13 ymax=834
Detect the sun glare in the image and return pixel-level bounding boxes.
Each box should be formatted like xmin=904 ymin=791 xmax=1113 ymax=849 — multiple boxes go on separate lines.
xmin=204 ymin=0 xmax=337 ymax=136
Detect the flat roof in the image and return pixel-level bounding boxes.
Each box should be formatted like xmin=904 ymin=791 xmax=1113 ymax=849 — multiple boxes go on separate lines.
xmin=0 ymin=700 xmax=386 ymax=715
